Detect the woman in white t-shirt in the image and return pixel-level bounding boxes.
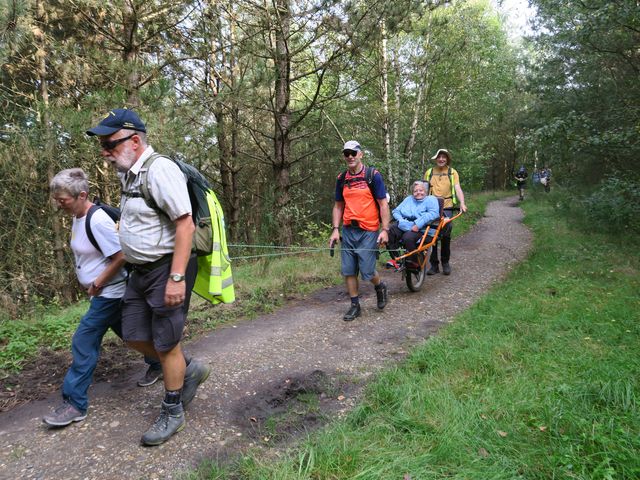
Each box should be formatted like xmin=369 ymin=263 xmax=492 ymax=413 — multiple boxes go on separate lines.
xmin=43 ymin=168 xmax=159 ymax=427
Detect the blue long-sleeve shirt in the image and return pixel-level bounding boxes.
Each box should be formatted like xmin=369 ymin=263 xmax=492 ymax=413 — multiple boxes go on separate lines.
xmin=392 ymin=195 xmax=440 ymax=231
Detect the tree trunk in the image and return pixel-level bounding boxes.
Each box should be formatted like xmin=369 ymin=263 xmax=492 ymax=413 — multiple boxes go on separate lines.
xmin=380 ymin=18 xmax=394 ymax=199
xmin=392 ymin=42 xmax=401 ymax=199
xmin=34 ymin=0 xmax=73 ymax=302
xmin=122 ymin=2 xmax=140 ymax=106
xmin=273 ymin=0 xmax=293 ymax=246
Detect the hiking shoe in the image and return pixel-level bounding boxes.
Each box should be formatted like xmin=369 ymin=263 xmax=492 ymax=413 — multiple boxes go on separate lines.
xmin=137 ymin=365 xmax=163 ymax=387
xmin=386 ymin=259 xmax=401 ymax=271
xmin=43 ymin=401 xmax=86 ymax=427
xmin=343 ymin=304 xmax=361 ymax=321
xmin=375 ymin=282 xmax=388 ymax=309
xmin=141 ymin=401 xmax=185 ymax=446
xmin=426 ymin=265 xmax=439 ymax=275
xmin=442 ymin=263 xmax=451 ymax=275
xmin=182 ymin=359 xmax=211 ymax=409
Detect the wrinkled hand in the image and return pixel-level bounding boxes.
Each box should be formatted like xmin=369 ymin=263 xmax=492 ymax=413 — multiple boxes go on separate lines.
xmin=165 ymin=280 xmax=186 ymax=307
xmin=87 ymin=282 xmax=102 ymax=298
xmin=377 ymin=229 xmax=389 ymax=246
xmin=460 ymin=203 xmax=468 ymax=213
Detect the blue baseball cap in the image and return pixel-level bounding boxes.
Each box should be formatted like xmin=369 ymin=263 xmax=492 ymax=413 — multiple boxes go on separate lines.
xmin=86 ymin=109 xmax=146 ymax=136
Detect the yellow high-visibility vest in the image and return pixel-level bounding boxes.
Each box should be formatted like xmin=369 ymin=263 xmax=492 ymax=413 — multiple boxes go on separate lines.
xmin=193 ymin=190 xmax=235 ymax=304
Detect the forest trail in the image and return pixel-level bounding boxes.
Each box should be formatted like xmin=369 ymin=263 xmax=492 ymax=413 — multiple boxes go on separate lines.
xmin=0 ymin=197 xmax=533 ymax=480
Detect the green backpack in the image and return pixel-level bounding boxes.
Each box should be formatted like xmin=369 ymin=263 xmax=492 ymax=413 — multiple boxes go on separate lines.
xmin=122 ymin=153 xmax=216 ymax=256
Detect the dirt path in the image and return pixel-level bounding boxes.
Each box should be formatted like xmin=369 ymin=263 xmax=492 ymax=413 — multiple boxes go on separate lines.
xmin=0 ymin=197 xmax=532 ymax=480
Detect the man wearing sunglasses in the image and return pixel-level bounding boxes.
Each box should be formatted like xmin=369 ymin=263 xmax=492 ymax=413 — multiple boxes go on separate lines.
xmin=329 ymin=140 xmax=391 ymax=321
xmin=86 ymin=109 xmax=210 ymax=446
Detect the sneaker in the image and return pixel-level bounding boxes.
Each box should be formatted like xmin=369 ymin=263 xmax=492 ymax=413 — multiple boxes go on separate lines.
xmin=343 ymin=303 xmax=361 ymax=321
xmin=43 ymin=401 xmax=87 ymax=427
xmin=386 ymin=259 xmax=401 ymax=271
xmin=375 ymin=282 xmax=388 ymax=309
xmin=137 ymin=365 xmax=164 ymax=387
xmin=182 ymin=359 xmax=211 ymax=409
xmin=141 ymin=401 xmax=185 ymax=446
xmin=426 ymin=264 xmax=439 ymax=275
xmin=442 ymin=263 xmax=451 ymax=275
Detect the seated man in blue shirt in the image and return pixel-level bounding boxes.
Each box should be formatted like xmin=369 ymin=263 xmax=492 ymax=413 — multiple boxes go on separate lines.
xmin=386 ymin=181 xmax=440 ymax=269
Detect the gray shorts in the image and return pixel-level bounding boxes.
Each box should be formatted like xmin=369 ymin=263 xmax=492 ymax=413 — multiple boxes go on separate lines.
xmin=121 ymin=255 xmax=197 ymax=352
xmin=340 ymin=226 xmax=379 ymax=281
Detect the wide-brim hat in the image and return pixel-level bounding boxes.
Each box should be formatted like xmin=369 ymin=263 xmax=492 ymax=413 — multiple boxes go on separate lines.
xmin=86 ymin=108 xmax=146 ymax=136
xmin=431 ymin=148 xmax=451 ymax=163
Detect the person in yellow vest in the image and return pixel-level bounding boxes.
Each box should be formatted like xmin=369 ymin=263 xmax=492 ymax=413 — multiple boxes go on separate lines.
xmin=423 ymin=148 xmax=467 ymax=275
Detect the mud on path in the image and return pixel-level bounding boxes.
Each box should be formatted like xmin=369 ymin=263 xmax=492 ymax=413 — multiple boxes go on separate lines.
xmin=0 ymin=197 xmax=532 ymax=479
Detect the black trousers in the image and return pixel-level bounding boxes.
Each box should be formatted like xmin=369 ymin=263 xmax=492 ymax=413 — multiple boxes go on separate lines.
xmin=387 ymin=224 xmax=424 ymax=262
xmin=429 ymin=209 xmax=454 ymax=266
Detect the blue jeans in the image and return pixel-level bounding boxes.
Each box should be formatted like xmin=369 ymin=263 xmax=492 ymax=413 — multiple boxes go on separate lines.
xmin=62 ymin=296 xmax=159 ymax=413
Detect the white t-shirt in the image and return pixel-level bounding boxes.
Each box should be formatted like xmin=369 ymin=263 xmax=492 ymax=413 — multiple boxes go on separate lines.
xmin=71 ymin=208 xmax=127 ymax=298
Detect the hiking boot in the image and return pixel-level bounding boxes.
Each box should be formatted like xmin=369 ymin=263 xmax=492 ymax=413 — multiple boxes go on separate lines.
xmin=442 ymin=263 xmax=451 ymax=275
xmin=43 ymin=401 xmax=87 ymax=427
xmin=141 ymin=401 xmax=185 ymax=446
xmin=426 ymin=264 xmax=439 ymax=275
xmin=137 ymin=365 xmax=163 ymax=387
xmin=375 ymin=282 xmax=388 ymax=309
xmin=343 ymin=304 xmax=361 ymax=321
xmin=182 ymin=359 xmax=211 ymax=409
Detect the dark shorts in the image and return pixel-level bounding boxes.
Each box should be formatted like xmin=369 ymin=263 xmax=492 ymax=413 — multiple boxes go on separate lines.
xmin=341 ymin=225 xmax=379 ymax=281
xmin=121 ymin=254 xmax=198 ymax=352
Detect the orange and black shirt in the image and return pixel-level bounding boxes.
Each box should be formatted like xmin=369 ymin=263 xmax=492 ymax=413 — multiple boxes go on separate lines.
xmin=335 ymin=166 xmax=387 ymax=232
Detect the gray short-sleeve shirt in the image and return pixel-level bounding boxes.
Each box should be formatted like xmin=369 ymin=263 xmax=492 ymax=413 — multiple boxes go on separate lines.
xmin=119 ymin=147 xmax=192 ymax=264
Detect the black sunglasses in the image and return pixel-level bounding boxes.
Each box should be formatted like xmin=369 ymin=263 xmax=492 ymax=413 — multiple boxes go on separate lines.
xmin=343 ymin=150 xmax=358 ymax=157
xmin=100 ymin=133 xmax=136 ymax=151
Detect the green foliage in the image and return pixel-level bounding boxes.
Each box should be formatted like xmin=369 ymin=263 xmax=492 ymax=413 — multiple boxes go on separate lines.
xmin=0 ymin=303 xmax=84 ymax=374
xmin=580 ymin=175 xmax=640 ymax=234
xmin=523 ymin=0 xmax=640 ymax=184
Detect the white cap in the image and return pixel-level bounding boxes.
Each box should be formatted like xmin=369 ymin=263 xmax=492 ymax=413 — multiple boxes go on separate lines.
xmin=343 ymin=140 xmax=361 ymax=151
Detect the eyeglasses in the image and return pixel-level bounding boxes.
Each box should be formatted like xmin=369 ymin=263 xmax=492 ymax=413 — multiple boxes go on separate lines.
xmin=343 ymin=150 xmax=358 ymax=158
xmin=100 ymin=134 xmax=136 ymax=151
xmin=54 ymin=195 xmax=75 ymax=205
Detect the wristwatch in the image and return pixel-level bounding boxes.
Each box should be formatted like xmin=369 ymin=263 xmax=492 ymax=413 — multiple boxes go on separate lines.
xmin=169 ymin=273 xmax=185 ymax=282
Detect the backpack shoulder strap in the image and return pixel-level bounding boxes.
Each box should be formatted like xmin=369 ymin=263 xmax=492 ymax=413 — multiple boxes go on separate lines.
xmin=365 ymin=166 xmax=378 ymax=199
xmin=85 ymin=204 xmax=102 ymax=253
xmin=336 ymin=170 xmax=347 ymax=192
xmin=425 ymin=168 xmax=433 ymax=182
xmin=122 ymin=152 xmax=165 ymax=213
xmin=139 ymin=153 xmax=163 ymax=211
xmin=365 ymin=166 xmax=376 ymax=184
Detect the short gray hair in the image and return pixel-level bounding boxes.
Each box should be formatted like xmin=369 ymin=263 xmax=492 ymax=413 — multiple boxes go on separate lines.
xmin=50 ymin=168 xmax=89 ymax=197
xmin=412 ymin=180 xmax=428 ymax=192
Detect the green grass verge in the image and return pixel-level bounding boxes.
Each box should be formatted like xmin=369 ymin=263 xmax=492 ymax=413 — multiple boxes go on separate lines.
xmin=194 ymin=190 xmax=640 ymax=479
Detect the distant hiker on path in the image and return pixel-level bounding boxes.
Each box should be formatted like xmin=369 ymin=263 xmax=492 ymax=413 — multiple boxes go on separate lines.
xmin=515 ymin=165 xmax=528 ymax=201
xmin=44 ymin=169 xmax=160 ymax=428
xmin=329 ymin=140 xmax=391 ymax=321
xmin=423 ymin=148 xmax=468 ymax=276
xmin=86 ymin=109 xmax=210 ymax=446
